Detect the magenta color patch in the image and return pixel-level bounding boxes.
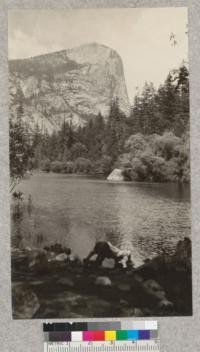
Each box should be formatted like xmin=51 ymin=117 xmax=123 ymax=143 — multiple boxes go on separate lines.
xmin=83 ymin=331 xmax=93 ymax=341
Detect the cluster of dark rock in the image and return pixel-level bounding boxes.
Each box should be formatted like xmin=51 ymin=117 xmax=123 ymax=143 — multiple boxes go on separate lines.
xmin=12 ymin=237 xmax=192 ymax=319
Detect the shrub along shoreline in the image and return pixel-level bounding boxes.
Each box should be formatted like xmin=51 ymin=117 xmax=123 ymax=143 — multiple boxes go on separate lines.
xmin=40 ymin=130 xmax=190 ymax=184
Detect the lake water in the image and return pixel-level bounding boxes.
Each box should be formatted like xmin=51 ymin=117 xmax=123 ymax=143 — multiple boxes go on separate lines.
xmin=14 ymin=173 xmax=191 ymax=266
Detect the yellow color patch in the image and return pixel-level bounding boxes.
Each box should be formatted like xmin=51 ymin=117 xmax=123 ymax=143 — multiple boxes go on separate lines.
xmin=105 ymin=330 xmax=116 ymax=341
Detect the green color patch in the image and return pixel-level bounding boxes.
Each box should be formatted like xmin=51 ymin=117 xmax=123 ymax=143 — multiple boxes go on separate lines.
xmin=116 ymin=330 xmax=128 ymax=340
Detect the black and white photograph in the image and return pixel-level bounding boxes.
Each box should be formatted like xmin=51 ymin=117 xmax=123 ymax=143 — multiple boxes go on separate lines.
xmin=9 ymin=7 xmax=192 ymax=319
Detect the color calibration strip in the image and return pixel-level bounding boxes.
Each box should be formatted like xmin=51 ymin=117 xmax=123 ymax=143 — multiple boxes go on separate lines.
xmin=43 ymin=321 xmax=158 ymax=343
xmin=44 ymin=329 xmax=158 ymax=342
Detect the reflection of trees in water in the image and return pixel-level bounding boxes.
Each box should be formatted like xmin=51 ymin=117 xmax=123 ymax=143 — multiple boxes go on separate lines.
xmin=11 ymin=193 xmax=47 ymax=249
xmin=12 ymin=175 xmax=190 ymax=265
xmin=12 ymin=196 xmax=24 ymax=248
xmin=127 ymin=182 xmax=190 ymax=202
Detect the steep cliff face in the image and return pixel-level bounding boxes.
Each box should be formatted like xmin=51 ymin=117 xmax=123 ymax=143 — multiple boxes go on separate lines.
xmin=9 ymin=43 xmax=130 ymax=133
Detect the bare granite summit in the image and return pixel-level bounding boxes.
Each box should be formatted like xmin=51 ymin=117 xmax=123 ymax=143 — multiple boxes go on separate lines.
xmin=9 ymin=43 xmax=130 ymax=133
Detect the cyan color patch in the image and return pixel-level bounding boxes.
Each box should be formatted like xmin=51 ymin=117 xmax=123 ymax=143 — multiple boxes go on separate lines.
xmin=127 ymin=330 xmax=139 ymax=340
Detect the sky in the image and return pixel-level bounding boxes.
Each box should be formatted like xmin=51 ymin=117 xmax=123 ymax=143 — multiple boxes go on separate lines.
xmin=8 ymin=8 xmax=188 ymax=101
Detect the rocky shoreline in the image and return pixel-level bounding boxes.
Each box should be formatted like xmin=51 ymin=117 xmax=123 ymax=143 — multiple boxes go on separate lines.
xmin=11 ymin=238 xmax=192 ymax=319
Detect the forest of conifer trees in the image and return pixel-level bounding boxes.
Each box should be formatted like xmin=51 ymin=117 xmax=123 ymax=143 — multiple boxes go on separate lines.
xmin=10 ymin=64 xmax=190 ymax=183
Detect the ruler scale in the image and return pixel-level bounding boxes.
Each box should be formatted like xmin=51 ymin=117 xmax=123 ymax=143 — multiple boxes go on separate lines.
xmin=44 ymin=340 xmax=160 ymax=352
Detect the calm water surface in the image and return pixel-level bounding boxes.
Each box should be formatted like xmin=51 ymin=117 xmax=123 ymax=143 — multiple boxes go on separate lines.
xmin=15 ymin=173 xmax=191 ymax=266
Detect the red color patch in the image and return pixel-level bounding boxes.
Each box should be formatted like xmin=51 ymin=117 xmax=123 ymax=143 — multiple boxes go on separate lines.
xmin=93 ymin=331 xmax=105 ymax=341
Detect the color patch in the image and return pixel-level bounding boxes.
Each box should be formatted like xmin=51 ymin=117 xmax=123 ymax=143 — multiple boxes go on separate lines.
xmin=93 ymin=331 xmax=105 ymax=341
xmin=145 ymin=321 xmax=158 ymax=330
xmin=116 ymin=330 xmax=128 ymax=340
xmin=83 ymin=331 xmax=93 ymax=341
xmin=107 ymin=322 xmax=121 ymax=330
xmin=72 ymin=323 xmax=88 ymax=331
xmin=132 ymin=322 xmax=145 ymax=330
xmin=127 ymin=330 xmax=139 ymax=340
xmin=53 ymin=323 xmax=66 ymax=331
xmin=121 ymin=321 xmax=133 ymax=330
xmin=43 ymin=323 xmax=54 ymax=332
xmin=48 ymin=331 xmax=71 ymax=342
xmin=139 ymin=330 xmax=150 ymax=340
xmin=105 ymin=330 xmax=116 ymax=341
xmin=150 ymin=330 xmax=158 ymax=339
xmin=71 ymin=331 xmax=82 ymax=341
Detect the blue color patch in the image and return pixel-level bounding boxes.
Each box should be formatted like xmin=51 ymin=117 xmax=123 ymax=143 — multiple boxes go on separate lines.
xmin=127 ymin=330 xmax=139 ymax=340
xmin=138 ymin=330 xmax=150 ymax=340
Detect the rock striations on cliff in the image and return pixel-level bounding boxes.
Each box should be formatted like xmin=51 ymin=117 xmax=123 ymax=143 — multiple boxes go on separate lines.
xmin=9 ymin=43 xmax=130 ymax=133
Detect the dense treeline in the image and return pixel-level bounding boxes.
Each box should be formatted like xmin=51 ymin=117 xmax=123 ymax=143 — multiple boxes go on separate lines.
xmin=10 ymin=64 xmax=190 ymax=183
xmin=129 ymin=65 xmax=189 ymax=136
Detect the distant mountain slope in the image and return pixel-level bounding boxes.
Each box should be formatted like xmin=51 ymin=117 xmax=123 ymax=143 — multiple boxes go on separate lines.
xmin=9 ymin=43 xmax=130 ymax=133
